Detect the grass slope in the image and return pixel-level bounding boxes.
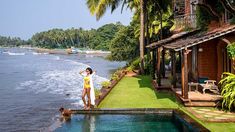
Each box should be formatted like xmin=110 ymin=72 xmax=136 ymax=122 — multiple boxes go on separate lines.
xmin=98 ymin=76 xmax=178 ymax=108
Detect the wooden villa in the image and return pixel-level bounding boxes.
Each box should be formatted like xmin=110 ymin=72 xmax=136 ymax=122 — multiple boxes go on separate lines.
xmin=147 ymin=0 xmax=235 ymax=106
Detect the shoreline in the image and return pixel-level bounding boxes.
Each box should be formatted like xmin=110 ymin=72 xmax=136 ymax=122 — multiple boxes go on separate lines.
xmin=34 ymin=47 xmax=111 ymax=57
xmin=1 ymin=46 xmax=111 ymax=56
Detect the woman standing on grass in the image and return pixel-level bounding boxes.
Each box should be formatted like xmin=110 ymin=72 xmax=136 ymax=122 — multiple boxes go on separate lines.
xmin=79 ymin=67 xmax=95 ymax=110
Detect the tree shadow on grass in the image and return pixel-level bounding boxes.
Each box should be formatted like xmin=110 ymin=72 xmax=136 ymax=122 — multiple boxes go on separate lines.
xmin=135 ymin=75 xmax=178 ymax=106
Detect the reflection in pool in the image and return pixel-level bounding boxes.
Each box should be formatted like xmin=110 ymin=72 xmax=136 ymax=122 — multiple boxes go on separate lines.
xmin=55 ymin=111 xmax=207 ymax=132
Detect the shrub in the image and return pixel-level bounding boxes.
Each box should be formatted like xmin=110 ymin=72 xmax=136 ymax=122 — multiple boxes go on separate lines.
xmin=94 ymin=88 xmax=101 ymax=98
xmin=114 ymin=70 xmax=122 ymax=77
xmin=101 ymin=81 xmax=111 ymax=88
xmin=230 ymin=16 xmax=235 ymax=25
xmin=196 ymin=6 xmax=212 ymax=30
xmin=169 ymin=75 xmax=177 ymax=85
xmin=131 ymin=58 xmax=140 ymax=68
xmin=227 ymin=42 xmax=235 ymax=59
xmin=111 ymin=73 xmax=119 ymax=81
xmin=219 ymin=72 xmax=235 ymax=111
xmin=127 ymin=65 xmax=134 ymax=72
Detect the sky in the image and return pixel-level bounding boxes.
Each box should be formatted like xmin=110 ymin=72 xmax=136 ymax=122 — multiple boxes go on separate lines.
xmin=0 ymin=0 xmax=133 ymax=40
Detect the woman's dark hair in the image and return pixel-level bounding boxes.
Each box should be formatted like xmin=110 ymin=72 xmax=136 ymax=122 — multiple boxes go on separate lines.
xmin=59 ymin=107 xmax=64 ymax=112
xmin=86 ymin=67 xmax=93 ymax=74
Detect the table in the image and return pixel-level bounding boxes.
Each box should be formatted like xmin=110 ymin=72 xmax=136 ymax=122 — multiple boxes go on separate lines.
xmin=204 ymin=80 xmax=216 ymax=85
xmin=188 ymin=82 xmax=199 ymax=92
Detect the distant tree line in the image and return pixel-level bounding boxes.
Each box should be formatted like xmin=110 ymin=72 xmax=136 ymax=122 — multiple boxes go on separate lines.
xmin=31 ymin=22 xmax=125 ymax=50
xmin=0 ymin=22 xmax=139 ymax=61
xmin=0 ymin=36 xmax=29 ymax=47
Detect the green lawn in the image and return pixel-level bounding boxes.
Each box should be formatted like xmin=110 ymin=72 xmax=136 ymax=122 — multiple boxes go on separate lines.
xmin=98 ymin=75 xmax=235 ymax=131
xmin=205 ymin=123 xmax=235 ymax=132
xmin=98 ymin=76 xmax=178 ymax=108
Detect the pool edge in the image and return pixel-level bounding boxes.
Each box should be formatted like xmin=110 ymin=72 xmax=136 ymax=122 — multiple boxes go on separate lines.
xmin=70 ymin=108 xmax=209 ymax=132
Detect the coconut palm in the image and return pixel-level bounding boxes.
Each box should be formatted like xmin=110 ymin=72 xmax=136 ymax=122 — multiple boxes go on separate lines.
xmin=86 ymin=0 xmax=173 ymax=73
xmin=86 ymin=0 xmax=146 ymax=72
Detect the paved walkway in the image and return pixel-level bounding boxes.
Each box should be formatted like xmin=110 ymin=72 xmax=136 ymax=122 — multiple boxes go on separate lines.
xmin=189 ymin=107 xmax=235 ymax=122
xmin=98 ymin=76 xmax=178 ymax=108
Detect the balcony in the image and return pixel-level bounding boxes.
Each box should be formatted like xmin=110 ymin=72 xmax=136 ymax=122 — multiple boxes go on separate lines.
xmin=174 ymin=14 xmax=197 ymax=31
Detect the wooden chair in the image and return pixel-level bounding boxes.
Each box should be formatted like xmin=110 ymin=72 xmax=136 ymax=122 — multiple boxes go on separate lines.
xmin=200 ymin=80 xmax=219 ymax=94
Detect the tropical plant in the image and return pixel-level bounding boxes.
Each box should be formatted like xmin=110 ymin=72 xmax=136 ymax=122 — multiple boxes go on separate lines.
xmin=0 ymin=36 xmax=29 ymax=47
xmin=101 ymin=81 xmax=111 ymax=88
xmin=196 ymin=6 xmax=213 ymax=30
xmin=86 ymin=0 xmax=174 ymax=73
xmin=127 ymin=57 xmax=141 ymax=71
xmin=111 ymin=73 xmax=119 ymax=81
xmin=31 ymin=23 xmax=123 ymax=50
xmin=108 ymin=26 xmax=139 ymax=61
xmin=94 ymin=88 xmax=102 ymax=98
xmin=169 ymin=74 xmax=177 ymax=86
xmin=86 ymin=0 xmax=146 ymax=71
xmin=219 ymin=72 xmax=235 ymax=111
xmin=227 ymin=42 xmax=235 ymax=69
xmin=227 ymin=42 xmax=235 ymax=58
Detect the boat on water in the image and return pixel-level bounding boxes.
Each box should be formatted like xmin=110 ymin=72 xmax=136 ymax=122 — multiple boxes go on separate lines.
xmin=67 ymin=47 xmax=78 ymax=54
xmin=67 ymin=47 xmax=110 ymax=54
xmin=85 ymin=50 xmax=111 ymax=54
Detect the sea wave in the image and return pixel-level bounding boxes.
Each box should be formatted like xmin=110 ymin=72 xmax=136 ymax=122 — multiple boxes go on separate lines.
xmin=32 ymin=52 xmax=49 ymax=55
xmin=3 ymin=51 xmax=25 ymax=56
xmin=64 ymin=59 xmax=90 ymax=67
xmin=54 ymin=56 xmax=60 ymax=60
xmin=16 ymin=67 xmax=108 ymax=107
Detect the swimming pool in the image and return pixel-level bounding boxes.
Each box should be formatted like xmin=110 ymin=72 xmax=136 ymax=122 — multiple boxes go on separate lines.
xmin=54 ymin=109 xmax=208 ymax=132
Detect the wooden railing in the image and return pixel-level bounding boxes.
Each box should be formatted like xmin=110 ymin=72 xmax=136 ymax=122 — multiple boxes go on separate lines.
xmin=174 ymin=14 xmax=197 ymax=30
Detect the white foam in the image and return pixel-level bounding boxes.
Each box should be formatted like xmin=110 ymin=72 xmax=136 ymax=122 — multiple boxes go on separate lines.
xmin=53 ymin=56 xmax=60 ymax=60
xmin=64 ymin=59 xmax=90 ymax=67
xmin=32 ymin=52 xmax=49 ymax=55
xmin=16 ymin=67 xmax=108 ymax=107
xmin=4 ymin=51 xmax=25 ymax=56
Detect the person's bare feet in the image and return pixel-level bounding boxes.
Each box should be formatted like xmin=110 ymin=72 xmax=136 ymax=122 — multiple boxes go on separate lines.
xmin=83 ymin=105 xmax=87 ymax=110
xmin=86 ymin=106 xmax=90 ymax=110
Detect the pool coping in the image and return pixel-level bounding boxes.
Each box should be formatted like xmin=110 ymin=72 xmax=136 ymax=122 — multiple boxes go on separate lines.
xmin=71 ymin=108 xmax=209 ymax=132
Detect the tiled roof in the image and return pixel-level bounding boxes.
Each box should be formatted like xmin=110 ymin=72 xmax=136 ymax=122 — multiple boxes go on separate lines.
xmin=146 ymin=25 xmax=235 ymax=51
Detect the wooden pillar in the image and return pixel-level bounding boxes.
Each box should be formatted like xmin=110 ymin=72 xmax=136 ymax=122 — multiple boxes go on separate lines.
xmin=161 ymin=49 xmax=166 ymax=78
xmin=181 ymin=50 xmax=184 ymax=96
xmin=179 ymin=51 xmax=182 ymax=68
xmin=157 ymin=47 xmax=162 ymax=86
xmin=152 ymin=50 xmax=156 ymax=79
xmin=185 ymin=0 xmax=191 ymax=15
xmin=192 ymin=46 xmax=198 ymax=81
xmin=181 ymin=49 xmax=189 ymax=99
xmin=171 ymin=50 xmax=177 ymax=88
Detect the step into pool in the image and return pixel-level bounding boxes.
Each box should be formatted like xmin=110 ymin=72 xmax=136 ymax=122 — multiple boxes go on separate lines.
xmin=54 ymin=109 xmax=208 ymax=132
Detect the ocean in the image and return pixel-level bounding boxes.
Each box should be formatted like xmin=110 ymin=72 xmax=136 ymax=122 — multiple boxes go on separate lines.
xmin=0 ymin=48 xmax=125 ymax=131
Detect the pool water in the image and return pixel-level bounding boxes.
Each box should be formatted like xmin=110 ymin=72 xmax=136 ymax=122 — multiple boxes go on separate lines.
xmin=55 ymin=114 xmax=198 ymax=132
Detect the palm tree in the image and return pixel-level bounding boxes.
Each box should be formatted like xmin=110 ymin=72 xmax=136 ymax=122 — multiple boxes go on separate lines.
xmin=140 ymin=0 xmax=146 ymax=73
xmin=86 ymin=0 xmax=146 ymax=72
xmin=85 ymin=0 xmax=173 ymax=73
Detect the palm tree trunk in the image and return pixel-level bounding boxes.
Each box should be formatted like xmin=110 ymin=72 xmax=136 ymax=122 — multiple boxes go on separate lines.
xmin=140 ymin=0 xmax=146 ymax=74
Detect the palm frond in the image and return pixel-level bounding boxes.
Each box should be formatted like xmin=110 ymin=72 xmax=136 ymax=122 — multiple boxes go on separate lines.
xmin=219 ymin=72 xmax=235 ymax=111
